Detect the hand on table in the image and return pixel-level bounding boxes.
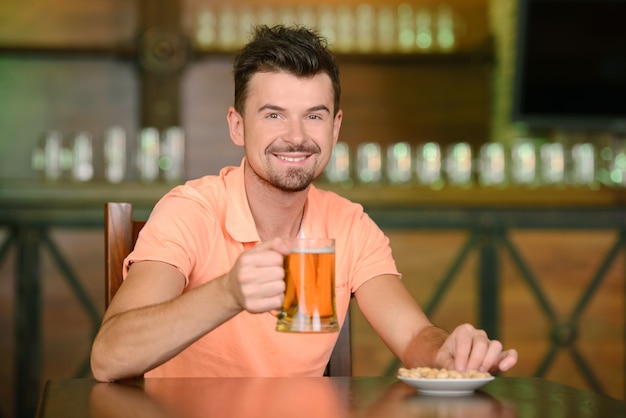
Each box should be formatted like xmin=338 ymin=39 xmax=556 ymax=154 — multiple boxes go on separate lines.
xmin=435 ymin=323 xmax=518 ymax=374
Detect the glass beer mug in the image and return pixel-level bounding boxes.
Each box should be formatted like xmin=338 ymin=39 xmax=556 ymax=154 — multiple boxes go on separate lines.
xmin=276 ymin=238 xmax=339 ymax=333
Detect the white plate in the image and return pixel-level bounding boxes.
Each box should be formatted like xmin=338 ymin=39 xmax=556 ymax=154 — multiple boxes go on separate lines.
xmin=397 ymin=375 xmax=495 ymax=396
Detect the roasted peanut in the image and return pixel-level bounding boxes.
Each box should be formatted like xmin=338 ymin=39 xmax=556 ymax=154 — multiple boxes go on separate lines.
xmin=398 ymin=367 xmax=491 ymax=379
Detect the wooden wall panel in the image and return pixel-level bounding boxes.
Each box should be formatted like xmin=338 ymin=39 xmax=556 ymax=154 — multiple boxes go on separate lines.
xmin=338 ymin=59 xmax=491 ymax=147
xmin=182 ymin=57 xmax=244 ymax=178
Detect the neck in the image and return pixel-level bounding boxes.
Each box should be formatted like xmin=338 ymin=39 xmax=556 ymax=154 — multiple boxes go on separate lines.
xmin=243 ymin=164 xmax=309 ymax=241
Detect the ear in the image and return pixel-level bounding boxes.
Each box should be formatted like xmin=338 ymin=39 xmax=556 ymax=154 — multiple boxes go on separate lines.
xmin=332 ymin=109 xmax=343 ymax=146
xmin=227 ymin=107 xmax=245 ymax=147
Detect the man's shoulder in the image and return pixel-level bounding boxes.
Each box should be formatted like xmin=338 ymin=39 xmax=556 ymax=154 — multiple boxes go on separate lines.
xmin=176 ymin=165 xmax=240 ymax=200
xmin=168 ymin=175 xmax=221 ymax=202
xmin=155 ymin=173 xmax=231 ymax=217
xmin=183 ymin=173 xmax=224 ymax=193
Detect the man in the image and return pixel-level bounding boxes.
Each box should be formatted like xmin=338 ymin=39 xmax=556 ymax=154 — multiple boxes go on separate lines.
xmin=91 ymin=25 xmax=517 ymax=382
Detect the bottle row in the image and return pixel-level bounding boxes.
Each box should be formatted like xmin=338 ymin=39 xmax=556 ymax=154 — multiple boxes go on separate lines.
xmin=192 ymin=2 xmax=460 ymax=54
xmin=31 ymin=127 xmax=185 ymax=183
xmin=324 ymin=140 xmax=626 ymax=189
xmin=33 ymin=129 xmax=624 ymax=189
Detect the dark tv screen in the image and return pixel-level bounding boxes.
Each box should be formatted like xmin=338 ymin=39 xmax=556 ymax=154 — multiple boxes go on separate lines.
xmin=513 ymin=0 xmax=626 ymax=130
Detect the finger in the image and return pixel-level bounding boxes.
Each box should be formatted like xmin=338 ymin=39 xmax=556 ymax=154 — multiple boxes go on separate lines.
xmin=239 ymin=266 xmax=286 ymax=292
xmin=476 ymin=339 xmax=503 ymax=372
xmin=238 ymin=249 xmax=285 ymax=271
xmin=239 ymin=273 xmax=286 ymax=312
xmin=257 ymin=282 xmax=286 ymax=307
xmin=252 ymin=237 xmax=291 ymax=255
xmin=240 ymin=239 xmax=291 ymax=271
xmin=452 ymin=326 xmax=474 ymax=371
xmin=465 ymin=332 xmax=490 ymax=371
xmin=497 ymin=349 xmax=519 ymax=372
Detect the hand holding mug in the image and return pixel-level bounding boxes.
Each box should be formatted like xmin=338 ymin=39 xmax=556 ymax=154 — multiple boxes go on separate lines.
xmin=226 ymin=238 xmax=290 ymax=314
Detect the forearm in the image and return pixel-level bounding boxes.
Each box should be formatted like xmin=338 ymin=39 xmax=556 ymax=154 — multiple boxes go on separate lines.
xmin=90 ymin=278 xmax=241 ymax=382
xmin=400 ymin=325 xmax=449 ymax=369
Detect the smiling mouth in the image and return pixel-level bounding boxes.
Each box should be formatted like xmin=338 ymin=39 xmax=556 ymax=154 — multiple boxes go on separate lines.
xmin=276 ymin=154 xmax=308 ymax=162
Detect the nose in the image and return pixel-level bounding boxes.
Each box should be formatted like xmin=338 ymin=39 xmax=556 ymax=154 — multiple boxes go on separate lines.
xmin=284 ymin=119 xmax=306 ymax=145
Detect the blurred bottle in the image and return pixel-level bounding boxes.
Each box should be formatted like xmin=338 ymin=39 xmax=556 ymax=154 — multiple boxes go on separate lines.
xmin=42 ymin=130 xmax=64 ymax=181
xmin=278 ymin=6 xmax=297 ymax=26
xmin=297 ymin=4 xmax=317 ymax=29
xmin=104 ymin=126 xmax=127 ymax=184
xmin=71 ymin=131 xmax=94 ymax=182
xmin=355 ymin=3 xmax=376 ymax=53
xmin=160 ymin=126 xmax=185 ymax=183
xmin=217 ymin=5 xmax=237 ymax=50
xmin=436 ymin=3 xmax=456 ymax=51
xmin=325 ymin=142 xmax=351 ymax=184
xmin=608 ymin=141 xmax=626 ymax=187
xmin=445 ymin=142 xmax=472 ymax=186
xmin=511 ymin=139 xmax=538 ymax=186
xmin=318 ymin=5 xmax=337 ymax=47
xmin=386 ymin=142 xmax=412 ymax=183
xmin=238 ymin=6 xmax=256 ymax=47
xmin=336 ymin=5 xmax=356 ymax=53
xmin=415 ymin=7 xmax=434 ymax=51
xmin=479 ymin=142 xmax=507 ymax=187
xmin=397 ymin=3 xmax=415 ymax=52
xmin=377 ymin=6 xmax=395 ymax=52
xmin=257 ymin=5 xmax=277 ymax=27
xmin=136 ymin=127 xmax=160 ymax=182
xmin=196 ymin=7 xmax=217 ymax=49
xmin=570 ymin=143 xmax=596 ymax=187
xmin=357 ymin=142 xmax=382 ymax=184
xmin=540 ymin=143 xmax=565 ymax=185
xmin=415 ymin=142 xmax=443 ymax=188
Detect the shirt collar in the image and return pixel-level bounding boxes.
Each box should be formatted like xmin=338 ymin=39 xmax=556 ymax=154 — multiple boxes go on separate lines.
xmin=224 ymin=158 xmax=326 ymax=243
xmin=225 ymin=158 xmax=260 ymax=243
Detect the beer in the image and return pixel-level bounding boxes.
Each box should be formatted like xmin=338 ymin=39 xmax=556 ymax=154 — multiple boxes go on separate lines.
xmin=276 ymin=239 xmax=338 ymax=333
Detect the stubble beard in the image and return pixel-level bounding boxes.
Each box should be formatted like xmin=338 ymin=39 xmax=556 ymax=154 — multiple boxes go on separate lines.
xmin=269 ymin=166 xmax=315 ymax=192
xmin=262 ymin=144 xmax=321 ymax=192
xmin=246 ymin=154 xmax=317 ymax=193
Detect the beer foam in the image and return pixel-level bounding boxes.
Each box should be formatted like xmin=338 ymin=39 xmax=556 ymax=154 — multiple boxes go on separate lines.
xmin=289 ymin=246 xmax=334 ymax=254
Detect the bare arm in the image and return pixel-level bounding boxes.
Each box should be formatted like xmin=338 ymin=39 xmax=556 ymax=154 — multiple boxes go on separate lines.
xmin=354 ymin=275 xmax=517 ymax=373
xmin=354 ymin=274 xmax=443 ymax=367
xmin=90 ymin=238 xmax=290 ymax=382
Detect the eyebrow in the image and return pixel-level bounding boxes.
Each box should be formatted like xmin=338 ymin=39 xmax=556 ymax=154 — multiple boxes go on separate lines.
xmin=257 ymin=104 xmax=331 ymax=114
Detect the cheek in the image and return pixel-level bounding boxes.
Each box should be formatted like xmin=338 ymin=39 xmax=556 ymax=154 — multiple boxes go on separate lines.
xmin=316 ymin=144 xmax=335 ymax=171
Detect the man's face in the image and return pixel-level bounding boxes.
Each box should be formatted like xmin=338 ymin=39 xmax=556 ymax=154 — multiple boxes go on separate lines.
xmin=230 ymin=71 xmax=342 ymax=192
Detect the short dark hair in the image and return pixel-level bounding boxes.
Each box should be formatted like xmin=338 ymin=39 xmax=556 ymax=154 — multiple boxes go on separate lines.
xmin=233 ymin=25 xmax=341 ymax=116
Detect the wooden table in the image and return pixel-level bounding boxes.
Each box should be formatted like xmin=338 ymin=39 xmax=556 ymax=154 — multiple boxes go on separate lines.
xmin=36 ymin=376 xmax=626 ymax=418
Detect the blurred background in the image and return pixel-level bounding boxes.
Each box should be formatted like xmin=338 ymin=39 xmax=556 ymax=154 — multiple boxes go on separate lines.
xmin=1 ymin=0 xmax=625 ymax=417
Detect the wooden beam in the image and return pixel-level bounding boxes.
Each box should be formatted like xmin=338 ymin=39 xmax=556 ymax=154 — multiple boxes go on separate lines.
xmin=137 ymin=0 xmax=188 ymax=129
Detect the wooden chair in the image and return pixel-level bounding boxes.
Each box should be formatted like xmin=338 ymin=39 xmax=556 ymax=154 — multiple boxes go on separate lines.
xmin=104 ymin=202 xmax=352 ymax=376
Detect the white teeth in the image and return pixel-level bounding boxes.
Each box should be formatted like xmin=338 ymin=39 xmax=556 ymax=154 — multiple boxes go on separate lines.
xmin=277 ymin=155 xmax=306 ymax=162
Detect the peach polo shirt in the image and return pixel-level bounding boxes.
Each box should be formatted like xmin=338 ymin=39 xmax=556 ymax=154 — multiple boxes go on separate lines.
xmin=125 ymin=159 xmax=400 ymax=377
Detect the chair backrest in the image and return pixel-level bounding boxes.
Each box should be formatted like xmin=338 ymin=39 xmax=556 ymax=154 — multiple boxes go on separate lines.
xmin=104 ymin=202 xmax=352 ymax=376
xmin=104 ymin=202 xmax=145 ymax=309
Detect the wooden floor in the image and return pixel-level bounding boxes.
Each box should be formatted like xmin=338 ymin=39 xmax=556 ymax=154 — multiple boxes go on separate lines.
xmin=0 ymin=228 xmax=624 ymax=418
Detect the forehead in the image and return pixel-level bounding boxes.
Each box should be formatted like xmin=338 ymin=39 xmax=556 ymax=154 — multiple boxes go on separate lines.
xmin=245 ymin=71 xmax=334 ymax=108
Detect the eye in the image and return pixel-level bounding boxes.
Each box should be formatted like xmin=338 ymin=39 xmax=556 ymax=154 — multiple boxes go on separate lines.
xmin=307 ymin=114 xmax=323 ymax=120
xmin=267 ymin=113 xmax=280 ymax=119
